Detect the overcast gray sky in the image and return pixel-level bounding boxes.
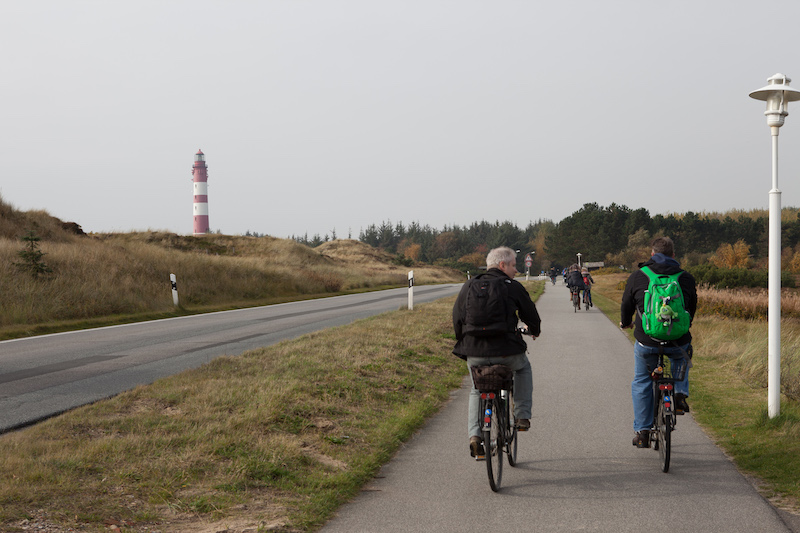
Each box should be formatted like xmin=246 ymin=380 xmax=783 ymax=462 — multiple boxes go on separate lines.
xmin=3 ymin=1 xmax=800 ymax=239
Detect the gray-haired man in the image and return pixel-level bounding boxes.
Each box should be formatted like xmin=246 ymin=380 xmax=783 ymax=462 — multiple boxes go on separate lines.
xmin=453 ymin=246 xmax=541 ymax=458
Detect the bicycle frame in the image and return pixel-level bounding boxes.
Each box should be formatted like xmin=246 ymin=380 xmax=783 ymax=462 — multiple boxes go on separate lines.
xmin=477 ymin=379 xmax=517 ymax=491
xmin=479 ymin=391 xmax=505 ymax=491
xmin=650 ymin=351 xmax=684 ymax=473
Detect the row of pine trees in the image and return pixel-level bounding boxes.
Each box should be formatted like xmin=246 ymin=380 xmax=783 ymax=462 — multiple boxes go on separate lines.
xmin=291 ymin=202 xmax=800 ymax=273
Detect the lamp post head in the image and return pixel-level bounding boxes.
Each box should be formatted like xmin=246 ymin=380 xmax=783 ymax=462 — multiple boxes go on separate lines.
xmin=750 ymin=73 xmax=800 ymax=128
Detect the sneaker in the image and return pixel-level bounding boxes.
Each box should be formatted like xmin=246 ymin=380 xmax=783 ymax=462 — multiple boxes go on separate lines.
xmin=674 ymin=393 xmax=690 ymax=414
xmin=632 ymin=430 xmax=650 ymax=448
xmin=516 ymin=419 xmax=531 ymax=431
xmin=469 ymin=436 xmax=485 ymax=460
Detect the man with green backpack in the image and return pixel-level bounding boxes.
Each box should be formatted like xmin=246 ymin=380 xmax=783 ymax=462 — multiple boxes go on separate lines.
xmin=620 ymin=236 xmax=697 ymax=448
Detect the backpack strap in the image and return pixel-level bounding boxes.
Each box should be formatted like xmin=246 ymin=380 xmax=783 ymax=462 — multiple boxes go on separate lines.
xmin=640 ymin=265 xmax=684 ymax=282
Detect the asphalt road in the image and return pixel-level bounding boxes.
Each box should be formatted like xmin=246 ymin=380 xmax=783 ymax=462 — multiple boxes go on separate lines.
xmin=0 ymin=284 xmax=461 ymax=433
xmin=322 ymin=280 xmax=800 ymax=533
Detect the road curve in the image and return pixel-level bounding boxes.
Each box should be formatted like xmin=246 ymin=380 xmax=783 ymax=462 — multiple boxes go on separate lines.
xmin=322 ymin=281 xmax=800 ymax=533
xmin=0 ymin=284 xmax=461 ymax=433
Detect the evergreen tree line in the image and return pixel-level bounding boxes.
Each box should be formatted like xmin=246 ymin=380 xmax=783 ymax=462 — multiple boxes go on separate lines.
xmin=290 ymin=203 xmax=800 ymax=273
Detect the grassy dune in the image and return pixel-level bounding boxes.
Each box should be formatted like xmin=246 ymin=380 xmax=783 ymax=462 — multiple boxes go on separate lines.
xmin=0 ymin=229 xmax=462 ymax=340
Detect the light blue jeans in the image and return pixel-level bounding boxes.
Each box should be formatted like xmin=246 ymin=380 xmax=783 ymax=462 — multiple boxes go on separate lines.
xmin=466 ymin=353 xmax=532 ymax=438
xmin=632 ymin=341 xmax=690 ymax=432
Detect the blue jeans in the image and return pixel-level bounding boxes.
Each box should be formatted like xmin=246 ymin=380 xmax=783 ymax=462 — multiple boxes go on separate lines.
xmin=466 ymin=353 xmax=532 ymax=438
xmin=632 ymin=342 xmax=690 ymax=432
xmin=583 ymin=289 xmax=592 ymax=306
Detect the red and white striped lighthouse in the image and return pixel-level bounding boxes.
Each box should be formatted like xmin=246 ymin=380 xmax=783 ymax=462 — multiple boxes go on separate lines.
xmin=192 ymin=149 xmax=210 ymax=235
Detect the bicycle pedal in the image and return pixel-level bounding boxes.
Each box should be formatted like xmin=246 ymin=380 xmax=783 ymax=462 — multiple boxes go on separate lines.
xmin=474 ymin=454 xmax=485 ymax=461
xmin=516 ymin=426 xmax=530 ymax=432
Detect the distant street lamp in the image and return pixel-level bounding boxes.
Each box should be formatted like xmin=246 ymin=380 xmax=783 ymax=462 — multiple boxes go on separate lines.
xmin=576 ymin=253 xmax=582 ymax=268
xmin=749 ymin=73 xmax=800 ymax=418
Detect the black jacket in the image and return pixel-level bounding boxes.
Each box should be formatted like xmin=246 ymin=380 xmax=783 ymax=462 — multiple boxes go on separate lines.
xmin=620 ymin=254 xmax=697 ymax=347
xmin=566 ymin=270 xmax=585 ymax=290
xmin=452 ymin=268 xmax=541 ymax=359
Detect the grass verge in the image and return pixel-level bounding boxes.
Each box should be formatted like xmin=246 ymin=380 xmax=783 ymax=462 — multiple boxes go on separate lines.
xmin=0 ymin=281 xmax=542 ymax=532
xmin=592 ymin=273 xmax=800 ymax=514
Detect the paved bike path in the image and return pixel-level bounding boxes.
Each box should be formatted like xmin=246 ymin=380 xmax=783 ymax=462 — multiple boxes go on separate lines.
xmin=322 ymin=281 xmax=800 ymax=533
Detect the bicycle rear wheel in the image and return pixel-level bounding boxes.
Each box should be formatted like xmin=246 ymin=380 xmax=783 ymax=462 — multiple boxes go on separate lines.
xmin=506 ymin=393 xmax=518 ymax=467
xmin=656 ymin=392 xmax=672 ymax=472
xmin=483 ymin=397 xmax=504 ymax=491
xmin=572 ymin=293 xmax=579 ymax=312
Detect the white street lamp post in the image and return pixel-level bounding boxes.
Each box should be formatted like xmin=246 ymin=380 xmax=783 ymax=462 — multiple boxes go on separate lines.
xmin=749 ymin=73 xmax=800 ymax=418
xmin=576 ymin=253 xmax=582 ymax=268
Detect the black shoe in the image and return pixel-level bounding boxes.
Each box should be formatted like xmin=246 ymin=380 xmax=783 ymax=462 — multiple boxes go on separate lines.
xmin=675 ymin=394 xmax=690 ymax=414
xmin=516 ymin=419 xmax=530 ymax=431
xmin=632 ymin=430 xmax=650 ymax=448
xmin=469 ymin=436 xmax=485 ymax=460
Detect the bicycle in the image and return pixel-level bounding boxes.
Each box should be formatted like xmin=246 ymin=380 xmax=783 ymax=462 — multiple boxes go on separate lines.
xmin=571 ymin=288 xmax=581 ymax=312
xmin=470 ymin=364 xmax=517 ymax=491
xmin=648 ymin=348 xmax=687 ymax=473
xmin=583 ymin=289 xmax=592 ymax=311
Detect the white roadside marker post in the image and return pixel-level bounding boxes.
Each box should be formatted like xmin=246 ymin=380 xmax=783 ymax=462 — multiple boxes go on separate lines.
xmin=170 ymin=273 xmax=179 ymax=307
xmin=408 ymin=270 xmax=414 ymax=310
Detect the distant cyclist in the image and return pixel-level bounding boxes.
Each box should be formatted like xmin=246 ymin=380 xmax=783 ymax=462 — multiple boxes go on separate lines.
xmin=549 ymin=267 xmax=558 ymax=285
xmin=565 ymin=264 xmax=585 ymax=302
xmin=581 ymin=267 xmax=595 ymax=307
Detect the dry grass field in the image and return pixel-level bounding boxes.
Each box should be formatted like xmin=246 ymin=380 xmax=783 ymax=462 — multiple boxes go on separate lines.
xmin=0 ymin=228 xmax=463 ymax=339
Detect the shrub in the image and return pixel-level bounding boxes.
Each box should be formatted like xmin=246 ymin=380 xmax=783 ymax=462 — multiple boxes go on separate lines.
xmin=687 ymin=265 xmax=795 ymax=289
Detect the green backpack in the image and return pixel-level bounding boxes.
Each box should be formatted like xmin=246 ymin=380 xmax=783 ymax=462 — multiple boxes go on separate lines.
xmin=639 ymin=266 xmax=691 ymax=341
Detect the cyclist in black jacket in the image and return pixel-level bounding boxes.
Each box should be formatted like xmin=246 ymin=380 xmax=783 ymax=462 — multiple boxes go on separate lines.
xmin=453 ymin=247 xmax=541 ymax=458
xmin=565 ymin=264 xmax=586 ymax=301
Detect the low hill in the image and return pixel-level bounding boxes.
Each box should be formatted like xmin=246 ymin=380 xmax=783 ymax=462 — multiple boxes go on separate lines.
xmin=0 ymin=196 xmax=462 ymax=338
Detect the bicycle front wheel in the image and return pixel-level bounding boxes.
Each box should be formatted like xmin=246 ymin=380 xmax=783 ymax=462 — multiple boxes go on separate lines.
xmin=656 ymin=393 xmax=672 ymax=473
xmin=506 ymin=393 xmax=518 ymax=467
xmin=483 ymin=398 xmax=504 ymax=491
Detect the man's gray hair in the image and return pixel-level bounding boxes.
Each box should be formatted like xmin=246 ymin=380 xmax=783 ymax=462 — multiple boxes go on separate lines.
xmin=486 ymin=247 xmax=516 ymax=269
